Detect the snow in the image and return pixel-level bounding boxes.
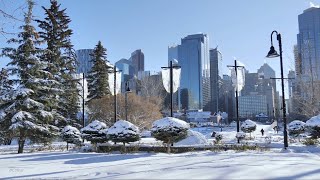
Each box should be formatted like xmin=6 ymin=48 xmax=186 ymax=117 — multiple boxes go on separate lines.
xmin=11 ymin=111 xmax=35 ymax=123
xmin=151 ymin=117 xmax=190 ymax=130
xmin=1 ymin=123 xmax=320 ymax=179
xmin=1 ymin=150 xmax=320 ymax=179
xmin=306 ymin=115 xmax=320 ymax=127
xmin=288 ymin=120 xmax=306 ymax=131
xmin=107 ymin=120 xmax=140 ymax=135
xmin=81 ymin=120 xmax=107 ymax=132
xmin=175 ymin=129 xmax=209 ymax=146
xmin=241 ymin=119 xmax=257 ymax=129
xmin=62 ymin=125 xmax=81 ymax=135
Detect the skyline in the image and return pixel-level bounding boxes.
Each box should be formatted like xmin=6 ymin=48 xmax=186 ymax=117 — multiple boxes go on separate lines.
xmin=1 ymin=0 xmax=319 ymax=90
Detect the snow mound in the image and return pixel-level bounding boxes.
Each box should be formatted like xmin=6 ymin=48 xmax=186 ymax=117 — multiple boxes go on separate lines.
xmin=81 ymin=120 xmax=107 ymax=132
xmin=241 ymin=119 xmax=256 ymax=129
xmin=151 ymin=117 xmax=190 ymax=130
xmin=288 ymin=120 xmax=306 ymax=131
xmin=306 ymin=115 xmax=320 ymax=127
xmin=175 ymin=130 xmax=208 ymax=146
xmin=107 ymin=120 xmax=140 ymax=135
xmin=62 ymin=125 xmax=81 ymax=135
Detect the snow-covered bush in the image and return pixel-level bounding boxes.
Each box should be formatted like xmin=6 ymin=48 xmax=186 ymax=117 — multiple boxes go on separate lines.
xmin=288 ymin=120 xmax=306 ymax=140
xmin=241 ymin=119 xmax=257 ymax=138
xmin=236 ymin=132 xmax=246 ymax=142
xmin=151 ymin=117 xmax=189 ymax=153
xmin=81 ymin=120 xmax=108 ymax=147
xmin=215 ymin=133 xmax=223 ymax=144
xmin=61 ymin=125 xmax=82 ymax=150
xmin=175 ymin=129 xmax=208 ymax=146
xmin=306 ymin=115 xmax=320 ymax=139
xmin=107 ymin=120 xmax=140 ymax=146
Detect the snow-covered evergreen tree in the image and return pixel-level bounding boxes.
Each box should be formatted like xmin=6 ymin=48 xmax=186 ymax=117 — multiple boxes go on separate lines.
xmin=0 ymin=68 xmax=13 ymax=145
xmin=61 ymin=125 xmax=82 ymax=150
xmin=36 ymin=0 xmax=79 ymax=127
xmin=240 ymin=119 xmax=257 ymax=139
xmin=288 ymin=120 xmax=306 ymax=141
xmin=81 ymin=120 xmax=108 ymax=150
xmin=107 ymin=120 xmax=140 ymax=147
xmin=1 ymin=0 xmax=59 ymax=153
xmin=151 ymin=117 xmax=189 ymax=153
xmin=87 ymin=41 xmax=112 ymax=100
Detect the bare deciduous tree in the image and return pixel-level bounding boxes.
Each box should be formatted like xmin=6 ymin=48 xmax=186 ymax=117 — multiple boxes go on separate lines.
xmin=87 ymin=93 xmax=162 ymax=129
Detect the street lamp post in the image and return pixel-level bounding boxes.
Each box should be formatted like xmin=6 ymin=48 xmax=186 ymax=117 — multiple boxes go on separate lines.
xmin=112 ymin=66 xmax=121 ymax=123
xmin=227 ymin=60 xmax=244 ymax=135
xmin=266 ymin=30 xmax=288 ymax=149
xmin=161 ymin=61 xmax=181 ymax=117
xmin=82 ymin=73 xmax=85 ymax=128
xmin=125 ymin=81 xmax=131 ymax=121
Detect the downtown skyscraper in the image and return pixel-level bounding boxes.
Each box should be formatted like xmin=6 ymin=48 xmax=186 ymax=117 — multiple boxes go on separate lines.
xmin=168 ymin=33 xmax=210 ymax=110
xmin=297 ymin=6 xmax=320 ymax=80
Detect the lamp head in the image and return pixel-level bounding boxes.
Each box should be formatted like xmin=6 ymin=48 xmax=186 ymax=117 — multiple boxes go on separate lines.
xmin=266 ymin=46 xmax=280 ymax=58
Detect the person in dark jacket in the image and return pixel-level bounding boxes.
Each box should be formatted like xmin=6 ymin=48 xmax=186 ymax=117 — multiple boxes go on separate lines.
xmin=260 ymin=128 xmax=265 ymax=136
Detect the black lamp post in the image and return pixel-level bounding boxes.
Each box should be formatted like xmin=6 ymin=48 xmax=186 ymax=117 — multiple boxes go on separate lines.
xmin=161 ymin=60 xmax=181 ymax=117
xmin=112 ymin=66 xmax=121 ymax=123
xmin=82 ymin=73 xmax=85 ymax=128
xmin=266 ymin=30 xmax=288 ymax=149
xmin=227 ymin=60 xmax=244 ymax=137
xmin=125 ymin=81 xmax=131 ymax=121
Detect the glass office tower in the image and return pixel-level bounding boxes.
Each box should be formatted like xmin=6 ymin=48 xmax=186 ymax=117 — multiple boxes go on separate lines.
xmin=297 ymin=7 xmax=320 ymax=80
xmin=169 ymin=33 xmax=210 ymax=110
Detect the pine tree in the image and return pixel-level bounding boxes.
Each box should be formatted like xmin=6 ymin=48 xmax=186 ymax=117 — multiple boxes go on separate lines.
xmin=36 ymin=0 xmax=79 ymax=127
xmin=1 ymin=0 xmax=58 ymax=153
xmin=87 ymin=41 xmax=112 ymax=100
xmin=0 ymin=68 xmax=13 ymax=145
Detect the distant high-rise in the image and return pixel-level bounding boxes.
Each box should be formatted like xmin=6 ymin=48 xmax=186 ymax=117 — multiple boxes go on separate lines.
xmin=76 ymin=49 xmax=94 ymax=75
xmin=130 ymin=49 xmax=144 ymax=76
xmin=168 ymin=33 xmax=210 ymax=110
xmin=297 ymin=6 xmax=320 ymax=80
xmin=115 ymin=58 xmax=135 ymax=92
xmin=210 ymin=48 xmax=223 ymax=113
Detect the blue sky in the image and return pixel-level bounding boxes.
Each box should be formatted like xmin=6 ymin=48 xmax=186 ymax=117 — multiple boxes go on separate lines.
xmin=0 ymin=0 xmax=318 ymax=89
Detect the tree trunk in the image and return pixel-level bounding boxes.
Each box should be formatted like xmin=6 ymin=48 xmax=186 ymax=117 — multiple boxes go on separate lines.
xmin=18 ymin=139 xmax=25 ymax=154
xmin=167 ymin=141 xmax=171 ymax=154
xmin=67 ymin=142 xmax=69 ymax=150
xmin=18 ymin=130 xmax=25 ymax=154
xmin=123 ymin=142 xmax=126 ymax=153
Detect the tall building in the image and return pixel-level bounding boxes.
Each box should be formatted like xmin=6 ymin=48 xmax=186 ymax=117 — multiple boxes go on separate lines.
xmin=168 ymin=33 xmax=210 ymax=110
xmin=130 ymin=49 xmax=144 ymax=76
xmin=297 ymin=6 xmax=320 ymax=80
xmin=210 ymin=48 xmax=223 ymax=113
xmin=115 ymin=58 xmax=135 ymax=92
xmin=76 ymin=49 xmax=94 ymax=75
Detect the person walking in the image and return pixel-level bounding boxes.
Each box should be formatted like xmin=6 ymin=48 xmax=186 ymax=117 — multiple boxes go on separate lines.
xmin=260 ymin=128 xmax=265 ymax=136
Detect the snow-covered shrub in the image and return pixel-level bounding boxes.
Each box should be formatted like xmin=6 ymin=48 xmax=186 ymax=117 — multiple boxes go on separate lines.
xmin=288 ymin=120 xmax=306 ymax=141
xmin=151 ymin=117 xmax=189 ymax=153
xmin=107 ymin=120 xmax=140 ymax=146
xmin=175 ymin=129 xmax=208 ymax=146
xmin=61 ymin=125 xmax=82 ymax=150
xmin=81 ymin=120 xmax=108 ymax=148
xmin=236 ymin=132 xmax=246 ymax=142
xmin=241 ymin=119 xmax=257 ymax=138
xmin=215 ymin=133 xmax=223 ymax=144
xmin=306 ymin=115 xmax=320 ymax=139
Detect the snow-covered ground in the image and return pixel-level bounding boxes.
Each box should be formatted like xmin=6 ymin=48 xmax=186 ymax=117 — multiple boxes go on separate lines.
xmin=1 ymin=123 xmax=320 ymax=179
xmin=1 ymin=150 xmax=320 ymax=179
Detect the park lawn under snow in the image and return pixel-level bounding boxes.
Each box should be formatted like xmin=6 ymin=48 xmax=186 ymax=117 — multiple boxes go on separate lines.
xmin=1 ymin=150 xmax=320 ymax=179
xmin=1 ymin=123 xmax=320 ymax=179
